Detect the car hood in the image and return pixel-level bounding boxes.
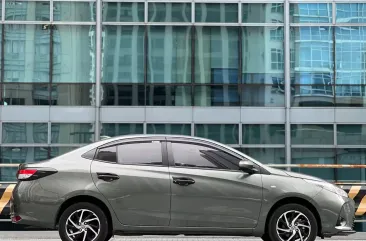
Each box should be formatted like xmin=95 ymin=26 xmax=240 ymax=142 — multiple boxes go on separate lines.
xmin=265 ymin=166 xmax=325 ymax=182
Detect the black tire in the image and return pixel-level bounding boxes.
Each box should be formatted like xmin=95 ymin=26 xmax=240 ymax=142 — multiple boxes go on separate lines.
xmin=267 ymin=203 xmax=318 ymax=241
xmin=59 ymin=202 xmax=109 ymax=241
xmin=261 ymin=233 xmax=271 ymax=241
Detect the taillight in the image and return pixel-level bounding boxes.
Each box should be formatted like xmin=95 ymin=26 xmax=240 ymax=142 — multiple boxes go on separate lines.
xmin=16 ymin=168 xmax=57 ymax=181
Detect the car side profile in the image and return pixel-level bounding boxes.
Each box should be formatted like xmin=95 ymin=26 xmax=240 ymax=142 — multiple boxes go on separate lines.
xmin=10 ymin=135 xmax=355 ymax=241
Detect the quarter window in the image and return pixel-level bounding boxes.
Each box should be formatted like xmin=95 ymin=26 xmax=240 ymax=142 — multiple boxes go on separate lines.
xmin=95 ymin=146 xmax=117 ymax=163
xmin=117 ymin=141 xmax=163 ymax=165
xmin=171 ymin=142 xmax=241 ymax=170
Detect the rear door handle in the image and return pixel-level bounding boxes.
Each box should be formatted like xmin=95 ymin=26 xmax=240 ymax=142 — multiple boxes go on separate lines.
xmin=172 ymin=177 xmax=195 ymax=186
xmin=97 ymin=173 xmax=119 ymax=182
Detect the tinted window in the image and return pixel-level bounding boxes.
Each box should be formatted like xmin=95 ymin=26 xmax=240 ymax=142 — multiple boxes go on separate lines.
xmin=171 ymin=142 xmax=241 ymax=170
xmin=117 ymin=142 xmax=163 ymax=165
xmin=95 ymin=146 xmax=117 ymax=163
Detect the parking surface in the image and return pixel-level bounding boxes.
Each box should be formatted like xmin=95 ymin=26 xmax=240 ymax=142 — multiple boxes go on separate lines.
xmin=0 ymin=232 xmax=364 ymax=240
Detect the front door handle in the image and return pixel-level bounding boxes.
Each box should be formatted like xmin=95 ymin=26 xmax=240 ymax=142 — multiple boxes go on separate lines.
xmin=172 ymin=177 xmax=195 ymax=186
xmin=97 ymin=173 xmax=119 ymax=182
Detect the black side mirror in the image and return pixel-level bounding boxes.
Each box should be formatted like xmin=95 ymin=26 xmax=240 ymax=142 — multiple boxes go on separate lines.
xmin=239 ymin=160 xmax=257 ymax=174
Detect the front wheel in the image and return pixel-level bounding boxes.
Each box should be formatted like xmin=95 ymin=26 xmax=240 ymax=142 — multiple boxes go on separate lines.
xmin=267 ymin=203 xmax=318 ymax=241
xmin=58 ymin=202 xmax=109 ymax=241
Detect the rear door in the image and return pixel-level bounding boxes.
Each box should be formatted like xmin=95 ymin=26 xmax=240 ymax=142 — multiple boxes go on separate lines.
xmin=91 ymin=137 xmax=171 ymax=226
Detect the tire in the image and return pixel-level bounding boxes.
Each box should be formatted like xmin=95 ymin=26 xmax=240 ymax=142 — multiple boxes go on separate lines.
xmin=58 ymin=202 xmax=109 ymax=241
xmin=267 ymin=203 xmax=318 ymax=241
xmin=261 ymin=233 xmax=271 ymax=241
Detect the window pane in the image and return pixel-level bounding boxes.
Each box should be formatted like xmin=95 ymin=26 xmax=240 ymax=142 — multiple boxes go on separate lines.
xmin=101 ymin=84 xmax=145 ymax=106
xmin=117 ymin=142 xmax=162 ymax=165
xmin=50 ymin=146 xmax=78 ymax=158
xmin=290 ymin=3 xmax=332 ymax=23
xmin=291 ymin=124 xmax=334 ymax=145
xmin=2 ymin=83 xmax=50 ymax=105
xmin=103 ymin=2 xmax=144 ymax=22
xmin=50 ymin=84 xmax=95 ymax=106
xmin=337 ymin=149 xmax=366 ymax=182
xmin=243 ymin=124 xmax=285 ymax=145
xmin=53 ymin=25 xmax=95 ymax=83
xmin=242 ymin=85 xmax=285 ymax=107
xmin=148 ymin=3 xmax=191 ymax=22
xmin=337 ymin=125 xmax=366 ymax=145
xmin=101 ymin=123 xmax=143 ymax=137
xmin=51 ymin=123 xmax=94 ymax=144
xmin=194 ymin=85 xmax=239 ymax=106
xmin=195 ymin=3 xmax=238 ymax=23
xmin=195 ymin=124 xmax=238 ymax=144
xmin=195 ymin=26 xmax=239 ymax=83
xmin=336 ymin=3 xmax=366 ymax=23
xmin=242 ymin=3 xmax=284 ymax=23
xmin=95 ymin=146 xmax=117 ymax=163
xmin=5 ymin=1 xmax=49 ymax=21
xmin=54 ymin=2 xmax=95 ymax=22
xmin=147 ymin=124 xmax=191 ymax=135
xmin=238 ymin=148 xmax=285 ymax=164
xmin=335 ymin=85 xmax=366 ymax=107
xmin=291 ymin=84 xmax=335 ymax=107
xmin=171 ymin=142 xmax=229 ymax=169
xmin=147 ymin=85 xmax=191 ymax=106
xmin=103 ymin=26 xmax=144 ymax=83
xmin=4 ymin=24 xmax=50 ymax=83
xmin=2 ymin=123 xmax=47 ymax=143
xmin=292 ymin=148 xmax=335 ymax=181
xmin=148 ymin=26 xmax=191 ymax=83
xmin=242 ymin=27 xmax=284 ymax=85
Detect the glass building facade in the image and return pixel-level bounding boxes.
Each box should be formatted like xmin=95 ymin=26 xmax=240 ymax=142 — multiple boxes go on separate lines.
xmin=0 ymin=0 xmax=366 ymax=221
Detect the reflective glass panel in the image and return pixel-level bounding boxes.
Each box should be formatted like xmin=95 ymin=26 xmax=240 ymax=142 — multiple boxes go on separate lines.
xmin=4 ymin=24 xmax=50 ymax=83
xmin=291 ymin=84 xmax=335 ymax=107
xmin=103 ymin=2 xmax=144 ymax=22
xmin=195 ymin=3 xmax=238 ymax=23
xmin=292 ymin=148 xmax=335 ymax=181
xmin=147 ymin=124 xmax=191 ymax=135
xmin=103 ymin=26 xmax=144 ymax=83
xmin=2 ymin=83 xmax=51 ymax=105
xmin=194 ymin=85 xmax=239 ymax=106
xmin=336 ymin=3 xmax=366 ymax=23
xmin=291 ymin=124 xmax=334 ymax=145
xmin=101 ymin=84 xmax=145 ymax=106
xmin=337 ymin=125 xmax=366 ymax=145
xmin=237 ymin=148 xmax=285 ymax=164
xmin=242 ymin=27 xmax=284 ymax=85
xmin=51 ymin=123 xmax=94 ymax=144
xmin=242 ymin=3 xmax=284 ymax=23
xmin=147 ymin=85 xmax=191 ymax=106
xmin=50 ymin=147 xmax=78 ymax=158
xmin=53 ymin=25 xmax=96 ymax=83
xmin=243 ymin=124 xmax=285 ymax=145
xmin=195 ymin=124 xmax=239 ymax=144
xmin=5 ymin=1 xmax=49 ymax=21
xmin=290 ymin=3 xmax=332 ymax=23
xmin=53 ymin=2 xmax=95 ymax=22
xmin=101 ymin=123 xmax=143 ymax=137
xmin=336 ymin=149 xmax=366 ymax=182
xmin=148 ymin=3 xmax=191 ymax=22
xmin=0 ymin=147 xmax=49 ymax=181
xmin=335 ymin=85 xmax=366 ymax=107
xmin=2 ymin=123 xmax=47 ymax=143
xmin=50 ymin=84 xmax=95 ymax=106
xmin=195 ymin=27 xmax=239 ymax=84
xmin=148 ymin=26 xmax=191 ymax=83
xmin=241 ymin=85 xmax=285 ymax=107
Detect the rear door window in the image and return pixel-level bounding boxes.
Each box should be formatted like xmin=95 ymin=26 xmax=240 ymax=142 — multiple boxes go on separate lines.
xmin=117 ymin=141 xmax=163 ymax=166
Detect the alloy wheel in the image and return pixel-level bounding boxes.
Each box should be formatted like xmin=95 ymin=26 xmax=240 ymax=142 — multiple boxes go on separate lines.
xmin=65 ymin=209 xmax=101 ymax=241
xmin=276 ymin=210 xmax=311 ymax=241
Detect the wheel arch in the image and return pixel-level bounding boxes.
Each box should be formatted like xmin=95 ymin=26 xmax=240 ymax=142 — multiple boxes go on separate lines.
xmin=264 ymin=196 xmax=323 ymax=236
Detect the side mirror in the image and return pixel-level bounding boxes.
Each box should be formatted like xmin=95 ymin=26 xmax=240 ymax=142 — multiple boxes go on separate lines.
xmin=239 ymin=160 xmax=257 ymax=174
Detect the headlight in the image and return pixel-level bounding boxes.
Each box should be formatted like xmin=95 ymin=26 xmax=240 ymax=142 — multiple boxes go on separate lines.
xmin=304 ymin=179 xmax=348 ymax=198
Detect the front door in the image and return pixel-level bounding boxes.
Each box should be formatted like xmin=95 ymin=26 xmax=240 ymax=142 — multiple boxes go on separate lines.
xmin=91 ymin=138 xmax=171 ymax=226
xmin=167 ymin=140 xmax=263 ymax=229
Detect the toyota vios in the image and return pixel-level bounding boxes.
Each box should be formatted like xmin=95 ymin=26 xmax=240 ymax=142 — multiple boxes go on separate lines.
xmin=10 ymin=135 xmax=355 ymax=241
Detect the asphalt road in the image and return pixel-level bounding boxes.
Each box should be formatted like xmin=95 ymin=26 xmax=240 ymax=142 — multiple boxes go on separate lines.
xmin=0 ymin=232 xmax=364 ymax=241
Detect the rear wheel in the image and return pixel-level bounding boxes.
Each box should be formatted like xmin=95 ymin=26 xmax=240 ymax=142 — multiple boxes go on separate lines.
xmin=58 ymin=202 xmax=109 ymax=241
xmin=267 ymin=203 xmax=318 ymax=241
